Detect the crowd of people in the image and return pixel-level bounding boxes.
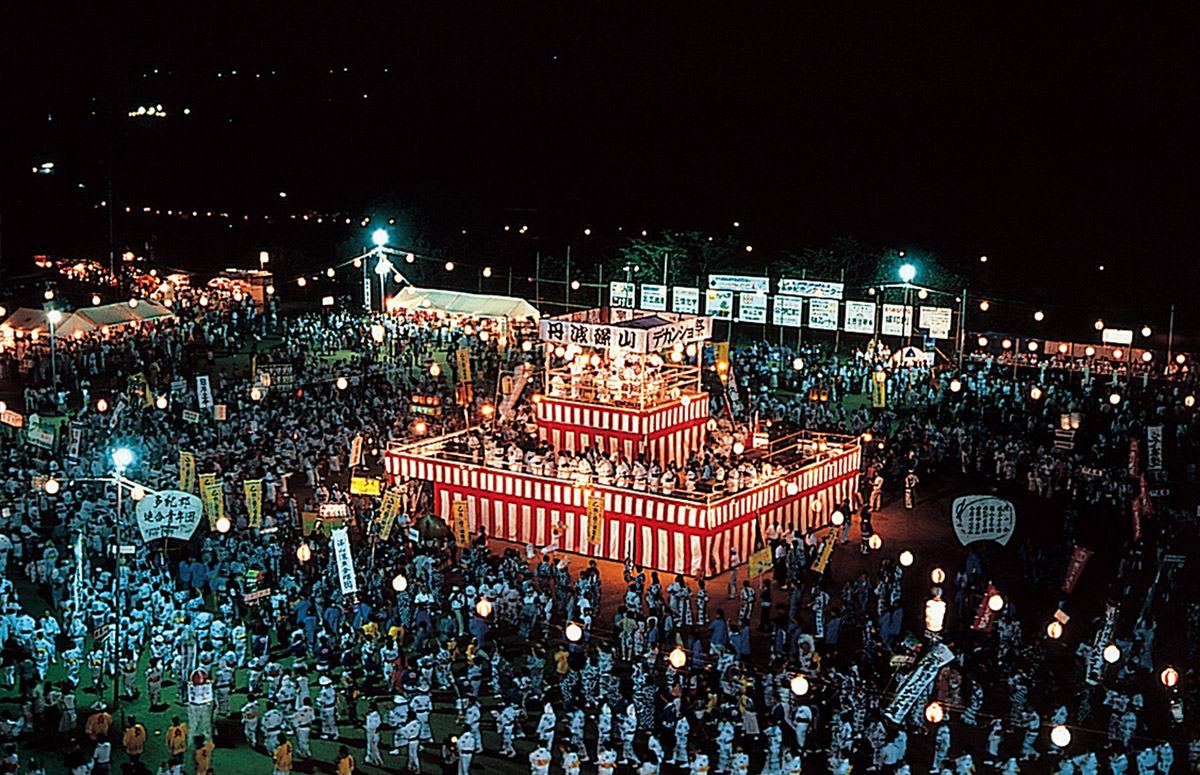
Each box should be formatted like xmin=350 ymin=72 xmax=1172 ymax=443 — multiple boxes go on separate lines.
xmin=0 ymin=287 xmax=1196 ymax=775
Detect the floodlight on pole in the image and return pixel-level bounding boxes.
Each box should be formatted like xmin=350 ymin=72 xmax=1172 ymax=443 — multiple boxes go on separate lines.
xmin=112 ymin=448 xmax=134 ymax=472
xmin=372 ymin=228 xmax=389 ymax=247
xmin=898 ymin=263 xmax=917 ymax=283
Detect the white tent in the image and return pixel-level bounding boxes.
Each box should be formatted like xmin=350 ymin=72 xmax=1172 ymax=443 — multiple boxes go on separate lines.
xmin=390 ymin=286 xmax=539 ymax=321
xmin=1 ymin=301 xmax=175 ymax=339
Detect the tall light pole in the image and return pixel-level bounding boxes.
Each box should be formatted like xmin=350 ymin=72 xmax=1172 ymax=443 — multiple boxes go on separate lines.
xmin=898 ymin=263 xmax=917 ymax=348
xmin=110 ymin=446 xmax=134 ymax=709
xmin=47 ymin=309 xmax=62 ymax=390
xmin=370 ymin=229 xmax=390 ymax=313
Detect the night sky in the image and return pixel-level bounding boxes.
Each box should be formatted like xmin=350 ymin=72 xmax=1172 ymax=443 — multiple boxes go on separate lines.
xmin=4 ymin=6 xmax=1198 ymax=327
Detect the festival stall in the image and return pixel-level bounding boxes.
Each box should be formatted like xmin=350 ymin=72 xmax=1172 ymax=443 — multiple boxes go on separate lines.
xmin=386 ymin=307 xmax=860 ymax=577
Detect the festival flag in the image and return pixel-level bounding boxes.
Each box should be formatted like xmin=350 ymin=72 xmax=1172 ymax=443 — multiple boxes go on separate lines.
xmin=586 ymin=494 xmax=605 ymax=546
xmin=198 ymin=473 xmax=223 ymax=529
xmin=179 ymin=451 xmax=197 ymax=493
xmin=377 ymin=489 xmax=404 ymax=541
xmin=811 ymin=531 xmax=836 ymax=574
xmin=349 ymin=435 xmax=364 ymax=469
xmin=243 ymin=479 xmax=264 ymax=528
xmin=971 ymin=583 xmax=1001 ymax=632
xmin=451 ymin=500 xmax=470 ymax=546
xmin=1061 ymin=547 xmax=1093 ymax=594
xmin=871 ymin=372 xmax=888 ymax=409
xmin=454 ymin=347 xmax=473 ymax=384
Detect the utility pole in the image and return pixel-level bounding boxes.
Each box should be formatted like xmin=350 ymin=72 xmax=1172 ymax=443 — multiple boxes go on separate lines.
xmin=564 ymin=246 xmax=572 ymax=311
xmin=957 ymin=287 xmax=968 ymax=370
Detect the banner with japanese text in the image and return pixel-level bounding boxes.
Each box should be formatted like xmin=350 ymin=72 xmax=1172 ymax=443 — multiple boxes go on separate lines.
xmin=587 ymin=494 xmax=605 ymax=545
xmin=737 ymin=292 xmax=767 ymax=324
xmin=671 ymin=287 xmax=700 ymax=314
xmin=843 ymin=301 xmax=876 ymax=334
xmin=378 ymin=489 xmax=404 ymax=541
xmin=179 ymin=451 xmax=197 ymax=494
xmin=771 ymin=296 xmax=804 ymax=327
xmin=243 ymin=479 xmax=263 ymax=528
xmin=807 ymin=298 xmax=840 ymax=331
xmin=639 ymin=284 xmax=667 ymax=311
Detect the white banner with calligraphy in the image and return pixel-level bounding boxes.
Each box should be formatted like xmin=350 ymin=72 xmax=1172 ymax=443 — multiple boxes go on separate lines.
xmin=737 ymin=292 xmax=767 ymax=324
xmin=539 ymin=311 xmax=712 ymax=354
xmin=195 ymin=375 xmax=214 ymax=412
xmin=919 ymin=306 xmax=954 ymax=340
xmin=843 ymin=300 xmax=876 ymax=334
xmin=951 ymin=495 xmax=1016 ymax=546
xmin=708 ymin=275 xmax=770 ymax=293
xmin=807 ymin=298 xmax=840 ymax=331
xmin=672 ymin=287 xmax=700 ymax=314
xmin=1146 ymin=425 xmax=1164 ymax=471
xmin=332 ymin=526 xmax=359 ymax=596
xmin=778 ymin=278 xmax=845 ymax=299
xmin=771 ymin=296 xmax=804 ymax=328
xmin=885 ymin=643 xmax=955 ymax=723
xmin=705 ymin=290 xmax=734 ymax=320
xmin=639 ymin=284 xmax=667 ymax=311
xmin=135 ymin=490 xmax=204 ymax=543
xmin=881 ymin=304 xmax=914 ymax=337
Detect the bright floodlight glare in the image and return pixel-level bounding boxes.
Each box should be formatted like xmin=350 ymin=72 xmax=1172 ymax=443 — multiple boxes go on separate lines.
xmin=48 ymin=309 xmax=63 ymax=325
xmin=113 ymin=448 xmax=134 ymax=470
xmin=898 ymin=263 xmax=916 ymax=283
xmin=789 ymin=675 xmax=809 ymax=696
xmin=372 ymin=228 xmax=389 ymax=247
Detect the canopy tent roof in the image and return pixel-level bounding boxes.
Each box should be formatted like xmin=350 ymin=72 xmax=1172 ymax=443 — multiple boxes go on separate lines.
xmin=1 ymin=301 xmax=175 ymax=338
xmin=73 ymin=299 xmax=174 ymax=328
xmin=0 ymin=308 xmax=51 ymax=333
xmin=390 ymin=286 xmax=539 ymax=321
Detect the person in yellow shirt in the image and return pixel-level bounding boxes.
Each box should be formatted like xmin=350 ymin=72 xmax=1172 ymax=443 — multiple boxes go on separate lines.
xmin=85 ymin=704 xmax=112 ymax=741
xmin=273 ymin=735 xmax=294 ymax=775
xmin=122 ymin=717 xmax=148 ymax=764
xmin=193 ymin=735 xmax=214 ymax=775
xmin=336 ymin=744 xmax=356 ymax=774
xmin=166 ymin=716 xmax=189 ymax=768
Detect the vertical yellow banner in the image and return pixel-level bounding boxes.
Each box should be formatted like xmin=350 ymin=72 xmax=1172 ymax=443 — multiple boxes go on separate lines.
xmin=871 ymin=371 xmax=888 ymax=409
xmin=586 ymin=494 xmax=605 ymax=546
xmin=812 ymin=531 xmax=837 ymax=574
xmin=243 ymin=479 xmax=263 ymax=528
xmin=451 ymin=500 xmax=470 ymax=546
xmin=455 ymin=348 xmax=473 ymax=383
xmin=179 ymin=451 xmax=196 ymax=493
xmin=198 ymin=472 xmax=223 ymax=529
xmin=378 ymin=489 xmax=403 ymax=541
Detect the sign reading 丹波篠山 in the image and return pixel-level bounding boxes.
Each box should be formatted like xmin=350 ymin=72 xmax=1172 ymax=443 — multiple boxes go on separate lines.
xmin=537 ymin=312 xmax=712 ymax=354
xmin=950 ymin=495 xmax=1016 ymax=546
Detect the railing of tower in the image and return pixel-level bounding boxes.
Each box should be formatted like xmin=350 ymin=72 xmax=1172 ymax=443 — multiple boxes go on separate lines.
xmin=387 ymin=428 xmax=860 ymax=506
xmin=542 ymin=361 xmax=701 ymax=411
